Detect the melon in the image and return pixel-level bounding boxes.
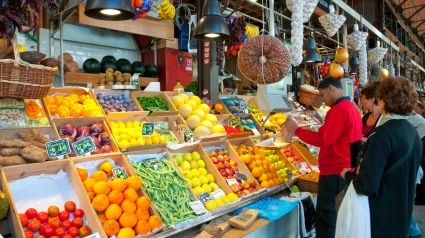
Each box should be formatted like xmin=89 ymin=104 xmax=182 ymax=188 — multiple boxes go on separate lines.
xmin=172 ymin=95 xmax=184 ymax=108
xmin=197 ymin=104 xmax=210 ymax=115
xmin=204 ymin=114 xmax=218 ymax=126
xmin=185 ymin=100 xmax=198 ymax=110
xmin=187 ymin=115 xmax=201 ymax=129
xmin=189 ymin=95 xmax=201 ymax=106
xmin=178 ymin=93 xmax=189 ymax=102
xmin=200 ymin=120 xmax=213 ymax=133
xmin=178 ymin=104 xmax=193 ymax=119
xmin=212 ymin=124 xmax=226 ymax=134
xmin=194 ymin=126 xmax=210 ymax=138
xmin=191 ymin=109 xmax=205 ymax=121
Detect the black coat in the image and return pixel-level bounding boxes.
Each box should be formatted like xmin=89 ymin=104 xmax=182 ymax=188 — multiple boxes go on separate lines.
xmin=361 ymin=112 xmax=381 ymax=138
xmin=345 ymin=120 xmax=422 ymax=238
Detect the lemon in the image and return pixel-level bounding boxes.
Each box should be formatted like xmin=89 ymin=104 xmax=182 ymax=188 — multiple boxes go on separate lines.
xmin=192 ymin=151 xmax=201 ymax=161
xmin=198 ymin=175 xmax=208 ymax=185
xmin=193 ymin=186 xmax=203 ymax=196
xmin=198 ymin=168 xmax=208 ymax=176
xmin=214 ymin=198 xmax=224 ymax=207
xmin=152 ymin=136 xmax=160 ymax=145
xmin=137 ymin=137 xmax=145 ymax=146
xmin=185 ymin=178 xmax=192 ymax=187
xmin=132 ymin=120 xmax=141 ymax=127
xmin=118 ymin=140 xmax=131 ymax=149
xmin=129 ymin=131 xmax=139 ymax=139
xmin=111 ymin=128 xmax=119 ymax=135
xmin=160 ymin=137 xmax=167 ymax=144
xmin=191 ymin=177 xmax=201 ymax=187
xmin=118 ymin=128 xmax=127 ymax=135
xmin=183 ymin=170 xmax=193 ymax=179
xmin=183 ymin=152 xmax=192 ymax=161
xmin=109 ymin=121 xmax=118 ymax=129
xmin=227 ymin=193 xmax=239 ymax=202
xmin=145 ymin=138 xmax=152 ymax=146
xmin=117 ymin=121 xmax=125 ymax=129
xmin=201 ymin=184 xmax=211 ymax=193
xmin=206 ymin=174 xmax=215 ymax=183
xmin=221 ymin=196 xmax=230 ymax=204
xmin=125 ymin=120 xmax=133 ymax=128
xmin=191 ymin=169 xmax=200 ymax=178
xmin=130 ymin=138 xmax=137 ymax=147
xmin=205 ymin=200 xmax=217 ymax=211
xmin=209 ymin=182 xmax=219 ymax=192
xmin=119 ymin=134 xmax=131 ymax=142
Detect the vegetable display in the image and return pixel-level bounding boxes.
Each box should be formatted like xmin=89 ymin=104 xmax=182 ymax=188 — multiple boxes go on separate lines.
xmin=137 ymin=96 xmax=170 ymax=114
xmin=132 ymin=158 xmax=198 ymax=226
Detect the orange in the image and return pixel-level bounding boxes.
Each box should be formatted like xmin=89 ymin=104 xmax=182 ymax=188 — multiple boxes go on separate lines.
xmin=123 ymin=188 xmax=138 ymax=202
xmin=255 ymin=160 xmax=263 ymax=167
xmin=263 ymin=160 xmax=270 ymax=167
xmin=254 ymin=154 xmax=263 ymax=160
xmin=135 ymin=220 xmax=151 ymax=235
xmin=278 ymin=177 xmax=285 ymax=184
xmin=91 ymin=171 xmax=108 ymax=182
xmin=87 ymin=192 xmax=96 ymax=202
xmin=214 ymin=103 xmax=223 ymax=111
xmin=117 ymin=227 xmax=135 ymax=238
xmin=99 ymin=162 xmax=113 ymax=177
xmin=133 ymin=0 xmax=143 ymax=8
xmin=258 ymin=174 xmax=269 ymax=183
xmin=273 ymin=178 xmax=280 ymax=185
xmin=251 ymin=168 xmax=262 ymax=178
xmin=92 ymin=194 xmax=110 ymax=212
xmin=236 ymin=148 xmax=245 ymax=156
xmin=98 ymin=213 xmax=107 ymax=225
xmin=93 ymin=181 xmax=111 ymax=195
xmin=121 ymin=199 xmax=136 ymax=213
xmin=136 ymin=196 xmax=151 ymax=209
xmin=107 ymin=180 xmax=113 ymax=188
xmin=83 ymin=178 xmax=96 ymax=192
xmin=135 ymin=208 xmax=149 ymax=221
xmin=126 ymin=176 xmax=142 ymax=191
xmin=108 ymin=190 xmax=124 ymax=205
xmin=268 ymin=179 xmax=276 ymax=187
xmin=270 ymin=166 xmax=277 ymax=174
xmin=248 ymin=161 xmax=257 ymax=171
xmin=261 ymin=181 xmax=271 ymax=188
xmin=266 ymin=172 xmax=273 ymax=179
xmin=148 ymin=215 xmax=163 ymax=229
xmin=238 ymin=144 xmax=246 ymax=150
xmin=111 ymin=178 xmax=127 ymax=192
xmin=105 ymin=204 xmax=122 ymax=221
xmin=103 ymin=220 xmax=120 ymax=236
xmin=77 ymin=168 xmax=88 ymax=181
xmin=119 ymin=212 xmax=137 ymax=228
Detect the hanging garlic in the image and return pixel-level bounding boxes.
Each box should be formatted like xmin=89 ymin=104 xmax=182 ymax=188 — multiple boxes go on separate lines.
xmin=287 ymin=0 xmax=319 ymax=23
xmin=347 ymin=24 xmax=368 ymax=51
xmin=358 ymin=41 xmax=368 ymax=85
xmin=368 ymin=41 xmax=388 ymax=62
xmin=318 ymin=5 xmax=346 ymax=37
xmin=287 ymin=0 xmax=303 ymax=66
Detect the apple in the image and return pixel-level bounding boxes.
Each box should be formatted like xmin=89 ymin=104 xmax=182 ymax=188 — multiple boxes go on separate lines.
xmin=231 ymin=166 xmax=238 ymax=172
xmin=232 ymin=174 xmax=236 ymax=178
xmin=224 ymin=156 xmax=230 ymax=162
xmin=229 ymin=160 xmax=236 ymax=166
xmin=230 ymin=183 xmax=240 ymax=193
xmin=212 ymin=157 xmax=218 ymax=164
xmin=241 ymin=182 xmax=250 ymax=190
xmin=218 ymin=155 xmax=224 ymax=163
xmin=222 ymin=149 xmax=229 ymax=155
xmin=215 ymin=164 xmax=220 ymax=169
xmin=243 ymin=189 xmax=250 ymax=195
xmin=208 ymin=150 xmax=217 ymax=157
xmin=215 ymin=149 xmax=223 ymax=156
xmin=227 ymin=175 xmax=233 ymax=179
xmin=248 ymin=187 xmax=256 ymax=193
xmin=224 ymin=163 xmax=230 ymax=168
xmin=237 ymin=191 xmax=244 ymax=198
xmin=220 ymin=169 xmax=227 ymax=177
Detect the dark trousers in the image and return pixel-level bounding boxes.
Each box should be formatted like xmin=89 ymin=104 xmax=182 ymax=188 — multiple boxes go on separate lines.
xmin=416 ymin=164 xmax=425 ymax=203
xmin=316 ymin=175 xmax=345 ymax=238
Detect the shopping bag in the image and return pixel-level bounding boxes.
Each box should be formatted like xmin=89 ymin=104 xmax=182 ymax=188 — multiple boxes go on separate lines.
xmin=336 ymin=182 xmax=371 ymax=238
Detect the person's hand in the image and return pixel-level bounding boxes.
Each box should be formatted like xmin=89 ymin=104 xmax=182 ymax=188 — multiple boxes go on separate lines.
xmin=340 ymin=168 xmax=351 ymax=179
xmin=283 ymin=115 xmax=298 ymax=133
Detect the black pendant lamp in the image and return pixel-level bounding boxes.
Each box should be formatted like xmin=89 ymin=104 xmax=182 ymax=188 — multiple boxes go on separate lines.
xmin=85 ymin=0 xmax=135 ymax=21
xmin=302 ymin=36 xmax=322 ymax=64
xmin=349 ymin=56 xmax=359 ymax=75
xmin=194 ymin=0 xmax=230 ymax=41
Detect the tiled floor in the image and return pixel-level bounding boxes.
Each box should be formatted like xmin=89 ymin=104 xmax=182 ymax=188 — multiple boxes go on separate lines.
xmin=413 ymin=205 xmax=425 ymax=236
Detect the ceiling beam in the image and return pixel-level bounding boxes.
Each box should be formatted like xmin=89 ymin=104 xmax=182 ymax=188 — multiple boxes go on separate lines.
xmin=403 ymin=4 xmax=425 ymax=10
xmin=415 ymin=21 xmax=425 ymax=29
xmin=407 ymin=5 xmax=425 ymax=21
xmin=397 ymin=0 xmax=409 ymax=9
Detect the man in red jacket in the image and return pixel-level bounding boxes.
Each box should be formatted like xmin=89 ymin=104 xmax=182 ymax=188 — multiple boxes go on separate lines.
xmin=284 ymin=77 xmax=362 ymax=238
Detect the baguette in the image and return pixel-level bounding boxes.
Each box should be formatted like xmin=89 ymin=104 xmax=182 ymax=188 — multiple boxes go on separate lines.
xmin=0 ymin=148 xmax=21 ymax=156
xmin=20 ymin=145 xmax=48 ymax=163
xmin=0 ymin=137 xmax=32 ymax=148
xmin=0 ymin=156 xmax=27 ymax=166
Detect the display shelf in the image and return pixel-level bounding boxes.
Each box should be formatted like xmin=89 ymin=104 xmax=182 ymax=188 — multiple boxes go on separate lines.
xmin=140 ymin=77 xmax=160 ymax=87
xmin=91 ymin=88 xmax=145 ymax=113
xmin=131 ymin=91 xmax=178 ymax=116
xmin=64 ymin=72 xmax=98 ymax=85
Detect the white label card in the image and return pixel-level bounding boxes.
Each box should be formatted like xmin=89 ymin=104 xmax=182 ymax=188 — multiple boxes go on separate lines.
xmin=251 ymin=128 xmax=260 ymax=135
xmin=311 ymin=165 xmax=320 ymax=172
xmin=84 ymin=233 xmax=101 ymax=238
xmin=189 ymin=201 xmax=208 ymax=215
xmin=211 ymin=189 xmax=226 ymax=199
xmin=226 ymin=178 xmax=238 ymax=186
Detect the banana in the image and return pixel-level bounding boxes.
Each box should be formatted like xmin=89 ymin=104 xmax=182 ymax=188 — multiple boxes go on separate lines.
xmin=161 ymin=4 xmax=170 ymax=12
xmin=167 ymin=6 xmax=175 ymax=19
xmin=158 ymin=0 xmax=168 ymax=8
xmin=163 ymin=5 xmax=172 ymax=15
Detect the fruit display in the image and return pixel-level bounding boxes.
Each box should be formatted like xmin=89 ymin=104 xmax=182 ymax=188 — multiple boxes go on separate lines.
xmin=171 ymin=119 xmax=197 ymax=143
xmin=94 ymin=91 xmax=139 ymax=114
xmin=221 ymin=97 xmax=251 ymax=114
xmin=130 ymin=156 xmax=198 ymax=226
xmin=94 ymin=67 xmax=133 ymax=87
xmin=247 ymin=102 xmax=265 ymax=124
xmin=224 ymin=125 xmax=246 ymax=136
xmin=238 ymin=116 xmax=260 ymax=132
xmin=157 ymin=0 xmax=175 ymax=20
xmin=19 ymin=202 xmax=92 ymax=237
xmin=264 ymin=113 xmax=287 ymax=131
xmin=259 ymin=148 xmax=297 ymax=182
xmin=282 ymin=147 xmax=312 ymax=174
xmin=298 ymin=171 xmax=319 ymax=182
xmin=44 ymin=93 xmax=103 ymax=118
xmin=136 ymin=96 xmax=170 ymax=115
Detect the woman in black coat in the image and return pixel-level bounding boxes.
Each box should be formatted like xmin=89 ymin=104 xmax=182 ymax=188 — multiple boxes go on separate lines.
xmin=341 ymin=77 xmax=422 ymax=238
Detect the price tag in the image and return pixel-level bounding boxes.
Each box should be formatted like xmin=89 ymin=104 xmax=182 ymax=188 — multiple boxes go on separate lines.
xmin=293 ymin=161 xmax=301 ymax=170
xmin=142 ymin=122 xmax=155 ymax=136
xmin=229 ymin=118 xmax=240 ymax=127
xmin=235 ymin=172 xmax=248 ymax=182
xmin=311 ymin=165 xmax=320 ymax=172
xmin=72 ymin=137 xmax=96 ymax=157
xmin=131 ymin=73 xmax=140 ymax=87
xmin=189 ymin=200 xmax=208 ymax=215
xmin=251 ymin=128 xmax=260 ymax=135
xmin=147 ymin=107 xmax=164 ymax=112
xmin=211 ymin=189 xmax=226 ymax=199
xmin=84 ymin=233 xmax=101 ymax=238
xmin=239 ymin=100 xmax=248 ymax=110
xmin=285 ymin=168 xmax=294 ymax=179
xmin=226 ymin=178 xmax=239 ymax=186
xmin=112 ymin=167 xmax=129 ymax=179
xmin=242 ymin=150 xmax=252 ymax=155
xmin=182 ymin=128 xmax=195 ymax=139
xmin=198 ymin=192 xmax=214 ymax=204
xmin=142 ymin=158 xmax=161 ymax=170
xmin=45 ymin=139 xmax=71 ymax=158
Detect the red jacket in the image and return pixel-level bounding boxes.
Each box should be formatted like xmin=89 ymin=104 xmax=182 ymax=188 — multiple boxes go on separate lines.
xmin=295 ymin=97 xmax=362 ymax=175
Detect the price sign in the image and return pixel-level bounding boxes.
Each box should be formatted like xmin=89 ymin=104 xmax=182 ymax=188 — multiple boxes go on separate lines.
xmin=226 ymin=178 xmax=239 ymax=186
xmin=293 ymin=161 xmax=301 ymax=170
xmin=72 ymin=137 xmax=96 ymax=156
xmin=112 ymin=167 xmax=129 ymax=179
xmin=84 ymin=233 xmax=101 ymax=238
xmin=189 ymin=200 xmax=208 ymax=215
xmin=311 ymin=165 xmax=320 ymax=172
xmin=198 ymin=192 xmax=214 ymax=204
xmin=45 ymin=139 xmax=71 ymax=158
xmin=239 ymin=100 xmax=248 ymax=111
xmin=229 ymin=118 xmax=240 ymax=127
xmin=147 ymin=107 xmax=164 ymax=112
xmin=182 ymin=128 xmax=195 ymax=139
xmin=242 ymin=150 xmax=252 ymax=155
xmin=142 ymin=122 xmax=155 ymax=136
xmin=211 ymin=189 xmax=226 ymax=199
xmin=285 ymin=168 xmax=294 ymax=179
xmin=235 ymin=172 xmax=248 ymax=182
xmin=251 ymin=128 xmax=260 ymax=135
xmin=142 ymin=158 xmax=161 ymax=170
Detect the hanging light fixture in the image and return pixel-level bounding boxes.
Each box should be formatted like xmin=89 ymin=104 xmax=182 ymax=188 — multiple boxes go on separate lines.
xmin=302 ymin=35 xmax=322 ymax=64
xmin=194 ymin=0 xmax=230 ymax=41
xmin=85 ymin=0 xmax=135 ymax=21
xmin=349 ymin=56 xmax=359 ymax=75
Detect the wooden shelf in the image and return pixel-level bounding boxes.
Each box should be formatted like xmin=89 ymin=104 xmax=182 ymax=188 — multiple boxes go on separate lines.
xmin=65 ymin=72 xmax=98 ymax=84
xmin=139 ymin=77 xmax=159 ymax=87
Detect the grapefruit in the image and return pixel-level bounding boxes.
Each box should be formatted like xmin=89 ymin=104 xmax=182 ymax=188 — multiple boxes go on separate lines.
xmin=212 ymin=124 xmax=225 ymax=134
xmin=194 ymin=126 xmax=210 ymax=138
xmin=191 ymin=109 xmax=205 ymax=121
xmin=171 ymin=96 xmax=184 ymax=108
xmin=189 ymin=95 xmax=201 ymax=106
xmin=204 ymin=114 xmax=218 ymax=126
xmin=200 ymin=120 xmax=213 ymax=133
xmin=187 ymin=115 xmax=201 ymax=129
xmin=178 ymin=93 xmax=189 ymax=102
xmin=197 ymin=104 xmax=211 ymax=115
xmin=185 ymin=100 xmax=198 ymax=110
xmin=178 ymin=104 xmax=192 ymax=119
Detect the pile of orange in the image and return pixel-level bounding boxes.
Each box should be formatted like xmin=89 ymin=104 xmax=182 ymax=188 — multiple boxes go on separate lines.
xmin=44 ymin=93 xmax=103 ymax=118
xmin=79 ymin=161 xmax=162 ymax=236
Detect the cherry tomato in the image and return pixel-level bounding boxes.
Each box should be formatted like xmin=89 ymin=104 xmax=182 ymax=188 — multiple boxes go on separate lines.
xmin=71 ymin=217 xmax=83 ymax=228
xmin=25 ymin=208 xmax=38 ymax=219
xmin=64 ymin=201 xmax=76 ymax=213
xmin=54 ymin=227 xmax=66 ymax=237
xmin=67 ymin=226 xmax=79 ymax=237
xmin=73 ymin=209 xmax=84 ymax=218
xmin=48 ymin=217 xmax=61 ymax=228
xmin=35 ymin=236 xmax=46 ymax=238
xmin=39 ymin=224 xmax=54 ymax=237
xmin=28 ymin=220 xmax=41 ymax=232
xmin=48 ymin=206 xmax=59 ymax=218
xmin=62 ymin=235 xmax=73 ymax=238
xmin=79 ymin=226 xmax=91 ymax=237
xmin=24 ymin=230 xmax=34 ymax=238
xmin=50 ymin=236 xmax=60 ymax=238
xmin=36 ymin=212 xmax=49 ymax=223
xmin=58 ymin=211 xmax=69 ymax=221
xmin=60 ymin=220 xmax=71 ymax=229
xmin=19 ymin=214 xmax=29 ymax=227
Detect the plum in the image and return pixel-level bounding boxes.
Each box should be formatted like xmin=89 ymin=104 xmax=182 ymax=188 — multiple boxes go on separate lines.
xmin=76 ymin=126 xmax=90 ymax=137
xmin=91 ymin=147 xmax=102 ymax=154
xmin=59 ymin=124 xmax=77 ymax=138
xmin=89 ymin=123 xmax=104 ymax=136
xmin=101 ymin=145 xmax=113 ymax=153
xmin=98 ymin=132 xmax=111 ymax=146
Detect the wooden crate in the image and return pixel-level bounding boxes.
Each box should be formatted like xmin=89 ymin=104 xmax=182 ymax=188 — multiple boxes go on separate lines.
xmin=292 ymin=142 xmax=318 ymax=166
xmin=140 ymin=77 xmax=159 ymax=87
xmin=130 ymin=91 xmax=178 ymax=116
xmin=0 ymin=127 xmax=58 ymax=140
xmin=164 ymin=91 xmax=193 ymax=111
xmin=1 ymin=160 xmax=103 ymax=237
xmin=157 ymin=38 xmax=179 ymax=49
xmin=256 ymin=146 xmax=297 ymax=172
xmin=91 ymin=88 xmax=144 ymax=113
xmin=148 ymin=116 xmax=184 ymax=144
xmin=64 ymin=72 xmax=98 ymax=85
xmin=51 ymin=117 xmax=120 ymax=159
xmin=281 ymin=144 xmax=314 ymax=173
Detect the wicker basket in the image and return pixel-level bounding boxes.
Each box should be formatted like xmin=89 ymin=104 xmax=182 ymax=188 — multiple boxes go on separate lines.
xmin=299 ymin=87 xmax=323 ymax=107
xmin=297 ymin=177 xmax=319 ymax=193
xmin=0 ymin=35 xmax=56 ymax=99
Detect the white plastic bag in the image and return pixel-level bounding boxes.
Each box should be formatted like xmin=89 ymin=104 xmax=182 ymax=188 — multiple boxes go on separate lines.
xmin=336 ymin=182 xmax=371 ymax=238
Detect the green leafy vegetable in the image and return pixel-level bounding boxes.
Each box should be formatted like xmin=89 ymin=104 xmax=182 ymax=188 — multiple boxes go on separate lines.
xmin=137 ymin=96 xmax=170 ymax=115
xmin=184 ymin=80 xmax=198 ymax=96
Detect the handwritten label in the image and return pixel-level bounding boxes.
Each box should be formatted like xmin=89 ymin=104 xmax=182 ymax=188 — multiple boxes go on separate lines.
xmin=45 ymin=139 xmax=71 ymax=158
xmin=131 ymin=73 xmax=140 ymax=87
xmin=84 ymin=233 xmax=101 ymax=238
xmin=198 ymin=192 xmax=214 ymax=204
xmin=226 ymin=178 xmax=239 ymax=186
xmin=229 ymin=118 xmax=240 ymax=127
xmin=293 ymin=161 xmax=301 ymax=170
xmin=182 ymin=128 xmax=195 ymax=138
xmin=112 ymin=167 xmax=129 ymax=179
xmin=285 ymin=168 xmax=294 ymax=179
xmin=211 ymin=189 xmax=226 ymax=199
xmin=142 ymin=122 xmax=155 ymax=136
xmin=147 ymin=107 xmax=164 ymax=112
xmin=189 ymin=200 xmax=208 ymax=215
xmin=235 ymin=172 xmax=248 ymax=182
xmin=311 ymin=165 xmax=320 ymax=172
xmin=72 ymin=137 xmax=96 ymax=157
xmin=142 ymin=158 xmax=161 ymax=170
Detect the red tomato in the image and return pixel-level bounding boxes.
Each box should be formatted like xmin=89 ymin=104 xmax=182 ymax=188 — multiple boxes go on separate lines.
xmin=54 ymin=227 xmax=66 ymax=237
xmin=28 ymin=220 xmax=41 ymax=232
xmin=19 ymin=214 xmax=29 ymax=227
xmin=39 ymin=224 xmax=54 ymax=237
xmin=34 ymin=236 xmax=45 ymax=238
xmin=60 ymin=220 xmax=71 ymax=229
xmin=50 ymin=236 xmax=60 ymax=238
xmin=25 ymin=208 xmax=37 ymax=219
xmin=67 ymin=226 xmax=79 ymax=237
xmin=36 ymin=212 xmax=49 ymax=223
xmin=47 ymin=206 xmax=59 ymax=218
xmin=71 ymin=217 xmax=83 ymax=228
xmin=24 ymin=230 xmax=34 ymax=238
xmin=79 ymin=226 xmax=91 ymax=237
xmin=48 ymin=217 xmax=61 ymax=228
xmin=62 ymin=235 xmax=73 ymax=238
xmin=73 ymin=209 xmax=84 ymax=218
xmin=58 ymin=211 xmax=69 ymax=221
xmin=64 ymin=201 xmax=76 ymax=213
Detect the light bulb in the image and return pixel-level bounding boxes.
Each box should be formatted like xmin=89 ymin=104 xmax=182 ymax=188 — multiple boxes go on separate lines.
xmin=205 ymin=33 xmax=220 ymax=38
xmin=100 ymin=9 xmax=122 ymax=16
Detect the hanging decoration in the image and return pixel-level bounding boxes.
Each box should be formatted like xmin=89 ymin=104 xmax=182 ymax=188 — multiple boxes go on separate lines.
xmin=335 ymin=46 xmax=349 ymax=64
xmin=329 ymin=62 xmax=344 ymax=79
xmin=367 ymin=60 xmax=381 ymax=82
xmin=368 ymin=41 xmax=388 ymax=62
xmin=347 ymin=24 xmax=368 ymax=51
xmin=225 ymin=17 xmax=247 ymax=57
xmin=133 ymin=0 xmax=154 ymax=20
xmin=287 ymin=0 xmax=303 ymax=66
xmin=287 ymin=0 xmax=319 ymax=23
xmin=156 ymin=0 xmax=176 ymax=21
xmin=318 ymin=5 xmax=346 ymax=37
xmin=358 ymin=41 xmax=368 ymax=85
xmin=381 ymin=68 xmax=389 ymax=79
xmin=237 ymin=35 xmax=291 ymax=84
xmin=245 ymin=25 xmax=260 ymax=38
